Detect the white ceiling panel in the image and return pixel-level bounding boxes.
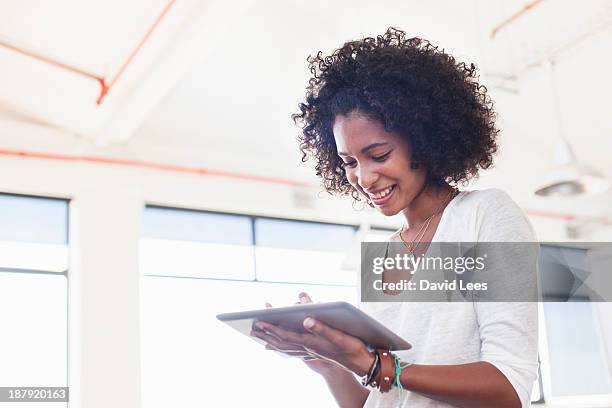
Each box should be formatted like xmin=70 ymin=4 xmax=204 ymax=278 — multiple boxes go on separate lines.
xmin=0 ymin=0 xmax=245 ymax=144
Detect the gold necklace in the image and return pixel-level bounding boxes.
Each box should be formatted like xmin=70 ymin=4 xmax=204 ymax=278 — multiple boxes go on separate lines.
xmin=401 ymin=213 xmax=435 ymax=253
xmin=400 ymin=188 xmax=457 ymax=253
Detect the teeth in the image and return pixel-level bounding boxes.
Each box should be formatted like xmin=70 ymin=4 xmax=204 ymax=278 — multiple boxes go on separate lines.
xmin=373 ymin=185 xmax=393 ymax=199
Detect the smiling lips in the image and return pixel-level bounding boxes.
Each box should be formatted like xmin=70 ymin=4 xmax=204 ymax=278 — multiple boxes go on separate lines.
xmin=367 ymin=184 xmax=396 ymax=205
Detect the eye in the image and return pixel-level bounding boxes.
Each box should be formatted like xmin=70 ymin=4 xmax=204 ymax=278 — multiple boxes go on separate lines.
xmin=372 ymin=151 xmax=392 ymax=162
xmin=343 ymin=160 xmax=357 ymax=168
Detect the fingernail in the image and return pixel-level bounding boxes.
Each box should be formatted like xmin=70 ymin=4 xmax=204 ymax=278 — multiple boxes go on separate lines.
xmin=256 ymin=322 xmax=265 ymax=330
xmin=303 ymin=317 xmax=315 ymax=329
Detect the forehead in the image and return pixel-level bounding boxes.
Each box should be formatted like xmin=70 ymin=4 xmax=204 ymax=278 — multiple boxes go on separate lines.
xmin=332 ymin=113 xmax=396 ymax=153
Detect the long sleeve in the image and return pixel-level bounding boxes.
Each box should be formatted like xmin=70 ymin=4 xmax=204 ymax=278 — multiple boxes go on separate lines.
xmin=474 ymin=189 xmax=540 ymax=407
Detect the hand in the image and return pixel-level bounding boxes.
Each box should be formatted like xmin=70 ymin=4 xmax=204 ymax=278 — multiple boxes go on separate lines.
xmin=251 ymin=293 xmax=346 ymax=376
xmin=251 ymin=294 xmax=375 ymax=377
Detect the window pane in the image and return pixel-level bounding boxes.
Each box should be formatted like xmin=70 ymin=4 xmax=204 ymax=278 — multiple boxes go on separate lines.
xmin=0 ymin=272 xmax=67 ymax=407
xmin=255 ymin=218 xmax=355 ymax=251
xmin=255 ymin=247 xmax=354 ymax=285
xmin=0 ymin=241 xmax=68 ymax=272
xmin=543 ymin=302 xmax=612 ymax=396
xmin=255 ymin=219 xmax=357 ymax=284
xmin=364 ymin=227 xmax=397 ymax=242
xmin=139 ymin=238 xmax=255 ymax=280
xmin=539 ymin=244 xmax=612 ymax=398
xmin=0 ymin=193 xmax=68 ymax=407
xmin=141 ymin=277 xmax=356 ymax=408
xmin=143 ymin=207 xmax=252 ymax=245
xmin=0 ymin=194 xmax=67 ymax=244
xmin=141 ymin=208 xmax=254 ymax=280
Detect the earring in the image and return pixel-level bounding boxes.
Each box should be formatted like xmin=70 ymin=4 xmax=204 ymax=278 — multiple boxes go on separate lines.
xmin=410 ymin=162 xmax=420 ymax=170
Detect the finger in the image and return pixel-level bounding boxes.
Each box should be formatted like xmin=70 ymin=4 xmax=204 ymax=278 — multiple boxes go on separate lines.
xmin=251 ymin=328 xmax=283 ymax=344
xmin=265 ymin=344 xmax=311 ymax=357
xmin=265 ymin=302 xmax=273 ymax=308
xmin=251 ymin=329 xmax=306 ymax=353
xmin=256 ymin=321 xmax=315 ymax=348
xmin=302 ymin=347 xmax=335 ymax=362
xmin=265 ymin=344 xmax=291 ymax=358
xmin=303 ymin=317 xmax=345 ymax=345
xmin=298 ymin=292 xmax=313 ymax=303
xmin=252 ymin=323 xmax=283 ymax=343
xmin=251 ymin=328 xmax=284 ymax=347
xmin=253 ymin=321 xmax=290 ymax=343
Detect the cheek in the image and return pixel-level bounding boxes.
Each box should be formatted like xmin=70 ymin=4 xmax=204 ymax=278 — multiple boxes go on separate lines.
xmin=345 ymin=171 xmax=356 ymax=185
xmin=345 ymin=170 xmax=360 ymax=189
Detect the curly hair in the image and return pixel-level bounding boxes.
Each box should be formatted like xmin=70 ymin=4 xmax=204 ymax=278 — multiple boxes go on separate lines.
xmin=292 ymin=27 xmax=498 ymax=202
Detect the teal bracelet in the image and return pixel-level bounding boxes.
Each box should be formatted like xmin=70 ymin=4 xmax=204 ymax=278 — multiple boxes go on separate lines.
xmin=393 ymin=354 xmax=413 ymax=407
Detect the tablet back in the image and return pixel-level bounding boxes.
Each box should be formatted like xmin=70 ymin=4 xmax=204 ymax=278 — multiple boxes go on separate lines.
xmin=217 ymin=301 xmax=411 ymax=351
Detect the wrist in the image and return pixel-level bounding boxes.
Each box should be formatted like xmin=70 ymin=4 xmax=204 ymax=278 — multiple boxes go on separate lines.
xmin=352 ymin=349 xmax=376 ymax=377
xmin=320 ymin=365 xmax=351 ymax=380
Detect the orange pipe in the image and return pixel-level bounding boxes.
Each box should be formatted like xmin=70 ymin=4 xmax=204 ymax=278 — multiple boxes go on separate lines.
xmin=525 ymin=209 xmax=576 ymax=221
xmin=0 ymin=0 xmax=177 ymax=105
xmin=490 ymin=0 xmax=545 ymax=38
xmin=524 ymin=210 xmax=612 ymax=226
xmin=1 ymin=147 xmax=609 ymax=224
xmin=97 ymin=0 xmax=177 ymax=104
xmin=0 ymin=39 xmax=105 ymax=82
xmin=0 ymin=147 xmax=313 ymax=188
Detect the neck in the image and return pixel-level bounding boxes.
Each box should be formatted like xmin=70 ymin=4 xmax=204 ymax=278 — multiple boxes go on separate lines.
xmin=401 ymin=183 xmax=454 ymax=228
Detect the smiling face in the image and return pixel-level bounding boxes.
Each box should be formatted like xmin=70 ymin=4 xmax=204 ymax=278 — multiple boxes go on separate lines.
xmin=333 ymin=111 xmax=427 ymax=216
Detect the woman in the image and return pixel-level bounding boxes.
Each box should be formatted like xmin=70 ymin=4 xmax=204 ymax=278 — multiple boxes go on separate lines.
xmin=251 ymin=27 xmax=538 ymax=408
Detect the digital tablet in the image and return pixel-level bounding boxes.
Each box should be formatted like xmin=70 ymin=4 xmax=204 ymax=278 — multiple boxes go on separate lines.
xmin=216 ymin=301 xmax=411 ymax=351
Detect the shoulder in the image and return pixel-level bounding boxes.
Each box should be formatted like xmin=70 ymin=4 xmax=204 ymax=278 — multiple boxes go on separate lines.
xmin=454 ymin=188 xmax=513 ymax=208
xmin=454 ymin=188 xmax=521 ymax=218
xmin=453 ymin=188 xmax=537 ymax=242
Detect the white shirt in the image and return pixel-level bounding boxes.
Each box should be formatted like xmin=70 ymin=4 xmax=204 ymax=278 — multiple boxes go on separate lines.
xmin=360 ymin=189 xmax=539 ymax=408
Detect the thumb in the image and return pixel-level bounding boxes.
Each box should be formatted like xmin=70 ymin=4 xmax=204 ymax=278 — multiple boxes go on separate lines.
xmin=298 ymin=292 xmax=313 ymax=304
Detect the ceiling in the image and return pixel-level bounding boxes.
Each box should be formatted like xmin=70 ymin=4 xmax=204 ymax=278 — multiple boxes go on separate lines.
xmin=0 ymin=0 xmax=252 ymax=143
xmin=1 ymin=0 xmax=611 ymax=216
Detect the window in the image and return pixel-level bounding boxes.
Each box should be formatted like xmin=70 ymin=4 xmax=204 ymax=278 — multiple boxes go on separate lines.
xmin=537 ymin=244 xmax=612 ymax=405
xmin=254 ymin=218 xmax=356 ymax=285
xmin=543 ymin=302 xmax=611 ymax=396
xmin=140 ymin=207 xmax=254 ymax=280
xmin=365 ymin=226 xmax=397 ymax=241
xmin=0 ymin=194 xmax=68 ymax=407
xmin=140 ymin=207 xmax=358 ymax=408
xmin=141 ymin=216 xmax=612 ymax=406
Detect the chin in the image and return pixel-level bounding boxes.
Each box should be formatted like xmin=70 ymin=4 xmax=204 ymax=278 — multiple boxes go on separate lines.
xmin=377 ymin=205 xmax=401 ymax=217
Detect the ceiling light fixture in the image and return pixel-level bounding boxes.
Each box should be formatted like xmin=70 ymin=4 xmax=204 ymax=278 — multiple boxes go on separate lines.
xmin=534 ymin=61 xmax=610 ymax=197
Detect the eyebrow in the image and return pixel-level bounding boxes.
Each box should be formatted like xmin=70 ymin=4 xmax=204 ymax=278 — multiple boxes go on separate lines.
xmin=338 ymin=142 xmax=390 ymax=156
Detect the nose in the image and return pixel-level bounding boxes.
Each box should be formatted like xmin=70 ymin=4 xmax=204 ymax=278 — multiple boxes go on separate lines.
xmin=356 ymin=162 xmax=378 ymax=191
